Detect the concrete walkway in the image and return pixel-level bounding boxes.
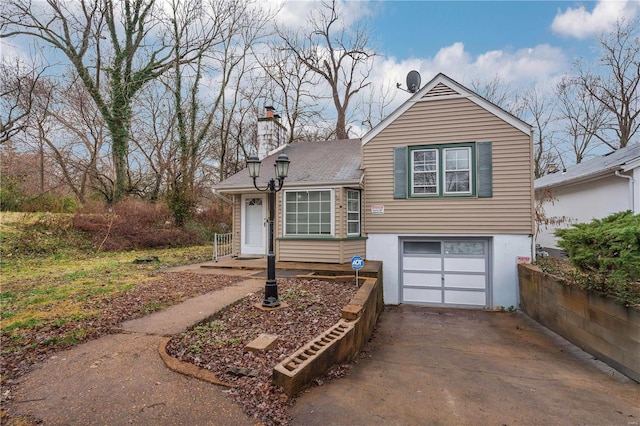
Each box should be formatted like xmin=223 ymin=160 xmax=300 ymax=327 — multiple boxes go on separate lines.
xmin=8 ymin=278 xmax=264 ymax=426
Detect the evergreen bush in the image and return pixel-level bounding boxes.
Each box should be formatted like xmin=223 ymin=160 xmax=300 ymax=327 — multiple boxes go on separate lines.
xmin=554 ymin=210 xmax=640 ymax=305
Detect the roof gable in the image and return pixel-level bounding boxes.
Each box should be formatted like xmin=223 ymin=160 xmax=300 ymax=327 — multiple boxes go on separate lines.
xmin=362 ymin=73 xmax=531 ymax=145
xmin=535 ymin=144 xmax=640 ymax=190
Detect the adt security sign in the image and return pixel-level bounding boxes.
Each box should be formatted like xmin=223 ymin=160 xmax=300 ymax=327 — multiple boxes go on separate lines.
xmin=351 ymin=255 xmax=364 ymax=270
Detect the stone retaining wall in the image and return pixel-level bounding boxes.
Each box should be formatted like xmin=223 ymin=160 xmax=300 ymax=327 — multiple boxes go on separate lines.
xmin=518 ymin=263 xmax=640 ymax=382
xmin=273 ymin=275 xmax=383 ymax=396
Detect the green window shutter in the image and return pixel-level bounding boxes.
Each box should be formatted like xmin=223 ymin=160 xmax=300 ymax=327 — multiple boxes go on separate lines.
xmin=477 ymin=142 xmax=493 ymax=198
xmin=393 ymin=146 xmax=407 ymax=199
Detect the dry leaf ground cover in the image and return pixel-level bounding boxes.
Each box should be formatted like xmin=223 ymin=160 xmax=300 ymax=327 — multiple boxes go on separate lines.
xmin=0 ymin=234 xmax=242 ymax=423
xmin=1 ymin=212 xmax=361 ymax=425
xmin=166 ymin=278 xmax=358 ymax=425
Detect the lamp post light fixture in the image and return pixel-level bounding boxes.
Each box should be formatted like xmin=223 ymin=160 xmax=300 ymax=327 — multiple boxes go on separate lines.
xmin=247 ymin=153 xmax=290 ymax=308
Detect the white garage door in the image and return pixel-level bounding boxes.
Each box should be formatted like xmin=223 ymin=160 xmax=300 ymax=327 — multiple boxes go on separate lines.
xmin=401 ymin=239 xmax=489 ymax=307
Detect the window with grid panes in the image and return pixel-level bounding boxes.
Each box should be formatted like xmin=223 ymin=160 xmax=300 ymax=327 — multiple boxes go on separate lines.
xmin=284 ymin=190 xmax=332 ymax=235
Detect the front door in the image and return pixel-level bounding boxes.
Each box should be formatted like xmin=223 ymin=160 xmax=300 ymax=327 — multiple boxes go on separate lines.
xmin=241 ymin=194 xmax=266 ymax=255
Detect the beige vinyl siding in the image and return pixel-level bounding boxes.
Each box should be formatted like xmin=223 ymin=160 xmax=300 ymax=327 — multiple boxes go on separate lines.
xmin=277 ymin=238 xmax=366 ymax=263
xmin=334 ymin=188 xmax=344 ymax=237
xmin=363 ymin=97 xmax=533 ymax=234
xmin=342 ymin=238 xmax=366 ymax=259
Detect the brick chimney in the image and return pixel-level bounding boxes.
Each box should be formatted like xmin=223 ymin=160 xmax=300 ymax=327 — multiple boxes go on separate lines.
xmin=257 ymin=106 xmax=287 ymax=159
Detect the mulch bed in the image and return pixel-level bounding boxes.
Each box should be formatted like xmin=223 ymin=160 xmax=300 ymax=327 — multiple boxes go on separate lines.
xmin=165 ymin=277 xmax=358 ymax=425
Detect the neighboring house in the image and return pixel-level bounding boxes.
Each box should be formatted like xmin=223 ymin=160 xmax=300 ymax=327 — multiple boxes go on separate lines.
xmin=535 ymin=144 xmax=640 ymax=251
xmin=214 ymin=73 xmax=535 ymax=309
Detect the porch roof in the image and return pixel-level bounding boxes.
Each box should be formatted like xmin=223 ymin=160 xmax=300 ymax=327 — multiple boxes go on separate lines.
xmin=215 ymin=139 xmax=363 ymax=192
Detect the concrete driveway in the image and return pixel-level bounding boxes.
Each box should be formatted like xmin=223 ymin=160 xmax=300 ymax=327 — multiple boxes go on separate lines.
xmin=291 ymin=306 xmax=640 ymax=426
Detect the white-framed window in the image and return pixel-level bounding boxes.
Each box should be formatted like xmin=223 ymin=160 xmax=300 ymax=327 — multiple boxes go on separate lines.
xmin=410 ymin=144 xmax=474 ymax=197
xmin=411 ymin=149 xmax=439 ymax=195
xmin=284 ymin=190 xmax=333 ymax=236
xmin=346 ymin=189 xmax=360 ymax=236
xmin=443 ymin=147 xmax=471 ymax=194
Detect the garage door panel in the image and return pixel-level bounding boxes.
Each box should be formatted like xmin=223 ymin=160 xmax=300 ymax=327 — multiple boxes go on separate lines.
xmin=403 ymin=257 xmax=440 ymax=271
xmin=401 ymin=239 xmax=489 ymax=308
xmin=445 ymin=274 xmax=486 ymax=289
xmin=403 ymin=272 xmax=441 ymax=287
xmin=443 ymin=258 xmax=485 ymax=272
xmin=403 ymin=288 xmax=442 ymax=304
xmin=444 ymin=290 xmax=486 ymax=305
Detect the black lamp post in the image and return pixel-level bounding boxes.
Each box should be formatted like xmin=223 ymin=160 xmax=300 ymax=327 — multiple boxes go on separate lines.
xmin=247 ymin=152 xmax=290 ymax=308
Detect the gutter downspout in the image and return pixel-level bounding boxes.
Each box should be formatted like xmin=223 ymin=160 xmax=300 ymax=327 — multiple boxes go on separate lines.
xmin=615 ymin=170 xmax=636 ymax=213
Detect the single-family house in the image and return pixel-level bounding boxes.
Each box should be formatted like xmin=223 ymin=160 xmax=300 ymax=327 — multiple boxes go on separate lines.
xmin=535 ymin=144 xmax=640 ymax=251
xmin=214 ymin=73 xmax=535 ymax=309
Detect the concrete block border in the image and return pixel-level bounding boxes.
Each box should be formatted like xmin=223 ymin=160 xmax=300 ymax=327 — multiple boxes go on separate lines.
xmin=518 ymin=263 xmax=640 ymax=382
xmin=274 ymin=276 xmax=382 ymax=396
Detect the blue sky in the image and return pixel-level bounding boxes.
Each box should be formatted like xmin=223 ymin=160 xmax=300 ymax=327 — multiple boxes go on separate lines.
xmin=370 ymin=1 xmax=592 ymax=60
xmin=277 ymin=0 xmax=639 ymax=98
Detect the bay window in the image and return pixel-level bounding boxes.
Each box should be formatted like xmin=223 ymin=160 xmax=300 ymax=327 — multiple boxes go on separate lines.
xmin=284 ymin=190 xmax=332 ymax=236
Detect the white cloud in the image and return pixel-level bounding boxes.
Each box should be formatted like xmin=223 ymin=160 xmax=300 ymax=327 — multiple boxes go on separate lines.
xmin=272 ymin=0 xmax=374 ymax=30
xmin=551 ymin=0 xmax=640 ymax=39
xmin=371 ymin=42 xmax=566 ymax=95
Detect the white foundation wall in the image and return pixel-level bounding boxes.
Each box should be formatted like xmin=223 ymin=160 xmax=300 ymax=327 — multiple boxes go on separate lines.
xmin=366 ymin=233 xmax=533 ymax=308
xmin=491 ymin=235 xmax=533 ymax=308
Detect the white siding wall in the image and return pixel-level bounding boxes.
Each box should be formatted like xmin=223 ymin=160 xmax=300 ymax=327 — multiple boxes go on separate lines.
xmin=536 ymin=175 xmax=631 ymax=249
xmin=367 ymin=233 xmax=532 ymax=308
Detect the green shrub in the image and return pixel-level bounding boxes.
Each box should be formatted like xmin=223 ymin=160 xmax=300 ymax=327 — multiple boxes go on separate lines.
xmin=0 ymin=176 xmax=23 ymax=211
xmin=21 ymin=194 xmax=78 ymax=213
xmin=1 ymin=213 xmax=93 ymax=257
xmin=555 ymin=210 xmax=640 ymax=305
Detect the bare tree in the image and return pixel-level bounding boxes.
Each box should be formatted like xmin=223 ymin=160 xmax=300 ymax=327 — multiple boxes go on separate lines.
xmin=519 ymin=84 xmax=560 ymax=178
xmin=20 ymin=71 xmax=112 ymax=203
xmin=471 ymin=74 xmax=512 ymax=111
xmin=573 ymin=18 xmax=640 ymax=149
xmin=356 ymin=81 xmax=397 ymax=132
xmin=256 ymin=42 xmax=322 ymax=144
xmin=0 ymin=0 xmax=214 ymax=200
xmin=0 ymin=56 xmax=48 ymax=145
xmin=556 ymin=76 xmax=609 ymax=164
xmin=277 ymin=0 xmax=376 ymax=140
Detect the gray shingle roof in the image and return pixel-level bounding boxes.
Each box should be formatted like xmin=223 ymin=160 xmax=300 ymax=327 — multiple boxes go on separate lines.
xmin=535 ymin=144 xmax=640 ymax=190
xmin=215 ymin=139 xmax=362 ymax=192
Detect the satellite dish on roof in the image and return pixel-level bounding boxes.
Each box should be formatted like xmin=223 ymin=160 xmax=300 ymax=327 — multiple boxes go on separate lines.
xmin=396 ymin=70 xmax=422 ymax=94
xmin=406 ymin=70 xmax=421 ymax=93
